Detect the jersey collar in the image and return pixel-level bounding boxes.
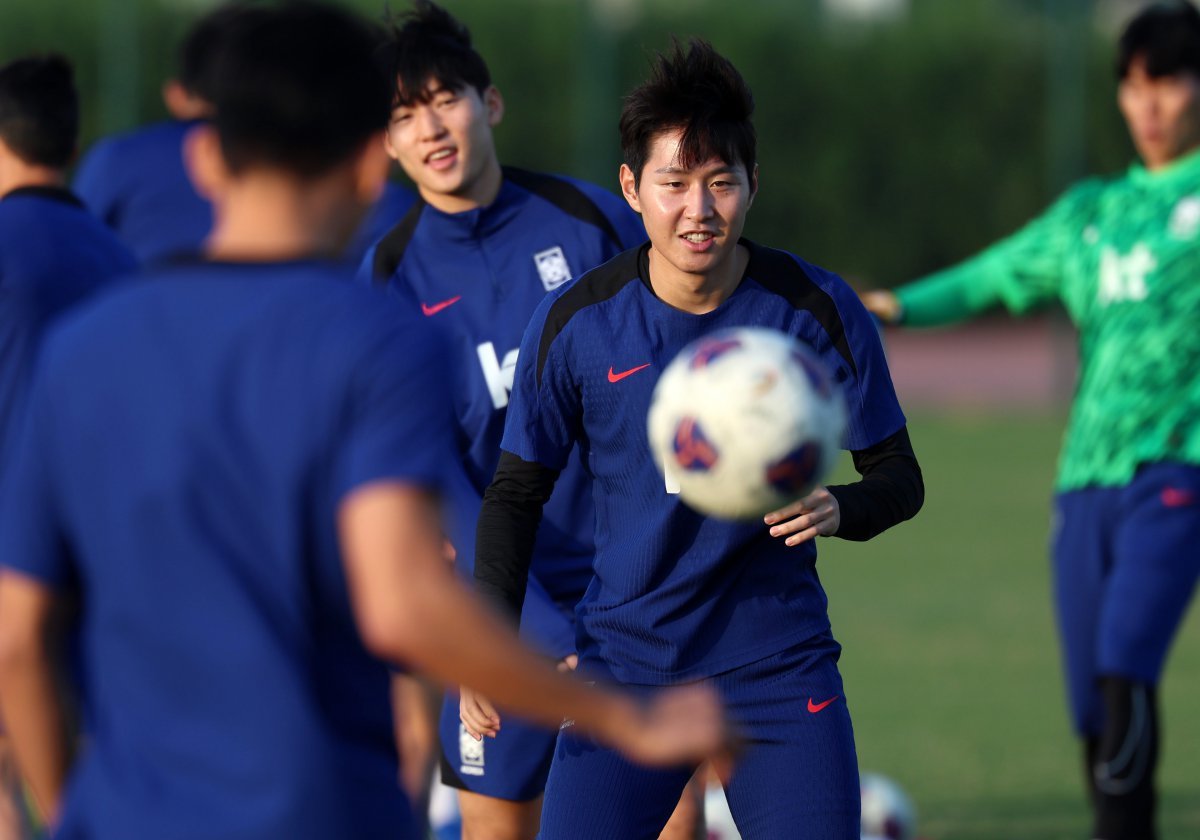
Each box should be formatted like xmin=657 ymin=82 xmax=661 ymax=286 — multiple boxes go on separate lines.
xmin=1 ymin=185 xmax=84 ymax=207
xmin=1128 ymin=145 xmax=1200 ymax=189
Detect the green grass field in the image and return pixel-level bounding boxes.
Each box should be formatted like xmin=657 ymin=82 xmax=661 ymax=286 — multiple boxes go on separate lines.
xmin=819 ymin=411 xmax=1200 ymax=840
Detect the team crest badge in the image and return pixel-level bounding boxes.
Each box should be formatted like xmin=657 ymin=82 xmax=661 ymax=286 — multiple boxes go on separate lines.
xmin=1169 ymin=195 xmax=1200 ymax=240
xmin=534 ymin=246 xmax=572 ymax=291
xmin=458 ymin=723 xmax=485 ymax=776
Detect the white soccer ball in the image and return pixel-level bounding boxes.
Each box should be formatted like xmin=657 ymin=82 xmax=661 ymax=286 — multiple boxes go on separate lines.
xmin=647 ymin=326 xmax=846 ymax=520
xmin=860 ymin=772 xmax=917 ymax=840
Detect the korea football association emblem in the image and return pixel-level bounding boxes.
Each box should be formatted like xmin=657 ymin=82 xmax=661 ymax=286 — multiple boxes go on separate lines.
xmin=534 ymin=246 xmax=572 ymax=291
xmin=1169 ymin=195 xmax=1200 ymax=240
xmin=458 ymin=723 xmax=485 ymax=776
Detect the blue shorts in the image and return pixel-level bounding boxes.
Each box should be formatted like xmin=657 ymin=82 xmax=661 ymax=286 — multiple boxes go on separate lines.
xmin=1053 ymin=462 xmax=1200 ymax=736
xmin=538 ymin=635 xmax=859 ymax=840
xmin=437 ymin=692 xmax=557 ymax=801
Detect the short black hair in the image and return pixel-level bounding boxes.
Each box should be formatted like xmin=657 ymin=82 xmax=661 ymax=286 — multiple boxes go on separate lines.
xmin=1117 ymin=1 xmax=1200 ymax=79
xmin=0 ymin=54 xmax=78 ymax=169
xmin=376 ymin=0 xmax=491 ymax=108
xmin=177 ymin=2 xmax=259 ymax=103
xmin=205 ymin=1 xmax=391 ymax=177
xmin=619 ymin=39 xmax=756 ymax=188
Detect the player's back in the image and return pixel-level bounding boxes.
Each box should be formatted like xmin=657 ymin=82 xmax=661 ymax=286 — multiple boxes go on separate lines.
xmin=31 ymin=260 xmax=447 ymax=839
xmin=73 ymin=120 xmax=211 ymax=265
xmin=0 ymin=187 xmax=135 ymax=466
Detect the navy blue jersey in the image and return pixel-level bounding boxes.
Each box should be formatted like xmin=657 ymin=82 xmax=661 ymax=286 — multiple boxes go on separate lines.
xmin=360 ymin=167 xmax=645 ymax=637
xmin=0 ymin=260 xmax=458 ymax=839
xmin=503 ymin=241 xmax=906 ymax=684
xmin=74 ymin=120 xmax=211 ymax=265
xmin=0 ymin=187 xmax=135 ymax=471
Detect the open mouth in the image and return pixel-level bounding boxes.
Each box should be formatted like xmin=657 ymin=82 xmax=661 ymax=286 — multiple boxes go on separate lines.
xmin=425 ymin=147 xmax=457 ymax=170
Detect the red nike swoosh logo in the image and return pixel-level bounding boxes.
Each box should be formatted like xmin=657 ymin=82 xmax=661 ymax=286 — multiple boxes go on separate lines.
xmin=607 ymin=363 xmax=651 ymax=383
xmin=421 ymin=296 xmax=461 ymax=316
xmin=807 ymin=695 xmax=838 ymax=714
xmin=1162 ymin=487 xmax=1195 ymax=508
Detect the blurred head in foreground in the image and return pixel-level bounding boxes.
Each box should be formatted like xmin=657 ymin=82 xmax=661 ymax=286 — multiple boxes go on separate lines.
xmin=183 ymin=0 xmax=392 ymax=256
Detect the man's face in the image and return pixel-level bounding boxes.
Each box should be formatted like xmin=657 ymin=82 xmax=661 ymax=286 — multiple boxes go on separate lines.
xmin=1118 ymin=54 xmax=1200 ymax=169
xmin=619 ymin=128 xmax=756 ymax=281
xmin=383 ymin=80 xmax=502 ymax=205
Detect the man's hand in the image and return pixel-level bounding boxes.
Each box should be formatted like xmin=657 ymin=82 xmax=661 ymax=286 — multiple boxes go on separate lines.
xmin=859 ymin=290 xmax=903 ymax=325
xmin=764 ymin=487 xmax=840 ymax=546
xmin=460 ymin=652 xmax=576 ymax=740
xmin=599 ymin=686 xmax=735 ymax=779
xmin=459 ymin=687 xmax=500 ymax=741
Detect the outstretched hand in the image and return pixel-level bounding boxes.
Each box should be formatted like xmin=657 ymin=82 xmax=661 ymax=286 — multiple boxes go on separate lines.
xmin=859 ymin=290 xmax=902 ymax=325
xmin=764 ymin=486 xmax=840 ymax=546
xmin=603 ymin=685 xmax=737 ymax=781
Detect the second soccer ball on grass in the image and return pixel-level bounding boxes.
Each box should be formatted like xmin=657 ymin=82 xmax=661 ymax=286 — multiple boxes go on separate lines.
xmin=647 ymin=326 xmax=847 ymax=520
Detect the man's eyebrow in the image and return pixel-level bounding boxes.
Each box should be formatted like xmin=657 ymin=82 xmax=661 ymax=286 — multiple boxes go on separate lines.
xmin=653 ymin=164 xmax=737 ymax=175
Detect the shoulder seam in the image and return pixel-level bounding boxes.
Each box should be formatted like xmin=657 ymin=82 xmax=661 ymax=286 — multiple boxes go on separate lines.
xmin=370 ymin=196 xmax=428 ymax=285
xmin=535 ymin=246 xmax=644 ymax=385
xmin=745 ymin=242 xmax=859 ymax=378
xmin=503 ymin=167 xmax=627 ymax=250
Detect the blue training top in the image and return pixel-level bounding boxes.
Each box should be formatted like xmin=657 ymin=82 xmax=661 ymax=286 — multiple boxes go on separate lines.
xmin=73 ymin=120 xmax=212 ymax=265
xmin=0 ymin=186 xmax=135 ymax=471
xmin=359 ymin=166 xmax=645 ymax=657
xmin=0 ymin=259 xmax=458 ymax=840
xmin=503 ymin=241 xmax=906 ymax=684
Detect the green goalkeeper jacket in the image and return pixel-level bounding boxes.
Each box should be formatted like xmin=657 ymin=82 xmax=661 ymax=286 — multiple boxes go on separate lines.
xmin=895 ymin=147 xmax=1200 ymax=492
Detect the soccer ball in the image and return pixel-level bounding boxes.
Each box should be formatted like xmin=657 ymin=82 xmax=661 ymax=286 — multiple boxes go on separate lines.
xmin=647 ymin=326 xmax=846 ymax=520
xmin=860 ymin=772 xmax=917 ymax=840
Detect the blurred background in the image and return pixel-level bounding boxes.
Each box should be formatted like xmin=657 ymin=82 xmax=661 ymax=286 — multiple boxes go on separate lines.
xmin=2 ymin=0 xmax=1197 ymax=837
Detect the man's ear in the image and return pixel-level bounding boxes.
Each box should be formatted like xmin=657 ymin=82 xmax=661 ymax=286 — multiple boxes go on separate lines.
xmin=747 ymin=163 xmax=759 ymax=210
xmin=354 ymin=136 xmax=391 ymax=206
xmin=618 ymin=163 xmax=641 ymax=215
xmin=484 ymin=85 xmax=505 ymax=128
xmin=182 ymin=123 xmax=228 ymax=202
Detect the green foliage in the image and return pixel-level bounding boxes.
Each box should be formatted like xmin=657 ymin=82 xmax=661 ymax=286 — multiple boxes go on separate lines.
xmin=0 ymin=0 xmax=1133 ymax=286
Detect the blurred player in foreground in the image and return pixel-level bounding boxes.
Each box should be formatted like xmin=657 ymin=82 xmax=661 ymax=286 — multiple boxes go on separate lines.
xmin=0 ymin=5 xmax=728 ymax=839
xmin=0 ymin=52 xmax=135 ymax=840
xmin=362 ymin=4 xmax=705 ymax=838
xmin=474 ymin=39 xmax=923 ymax=839
xmin=862 ymin=3 xmax=1200 ymax=838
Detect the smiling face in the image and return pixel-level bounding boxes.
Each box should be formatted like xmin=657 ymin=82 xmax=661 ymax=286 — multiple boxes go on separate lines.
xmin=383 ymin=79 xmax=504 ymax=212
xmin=620 ymin=127 xmax=757 ymax=294
xmin=1119 ymin=54 xmax=1200 ymax=170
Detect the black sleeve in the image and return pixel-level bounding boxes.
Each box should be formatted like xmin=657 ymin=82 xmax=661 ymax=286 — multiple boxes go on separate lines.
xmin=474 ymin=450 xmax=561 ymax=622
xmin=825 ymin=426 xmax=924 ymax=542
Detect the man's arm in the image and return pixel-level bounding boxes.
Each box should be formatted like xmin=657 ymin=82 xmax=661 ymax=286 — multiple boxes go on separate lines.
xmin=0 ymin=570 xmax=70 ymax=824
xmin=339 ymin=481 xmax=727 ymax=769
xmin=826 ymin=426 xmax=923 ymax=541
xmin=863 ymin=181 xmax=1096 ymax=327
xmin=763 ymin=427 xmax=923 ymax=545
xmin=472 ymin=451 xmax=559 ymax=621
